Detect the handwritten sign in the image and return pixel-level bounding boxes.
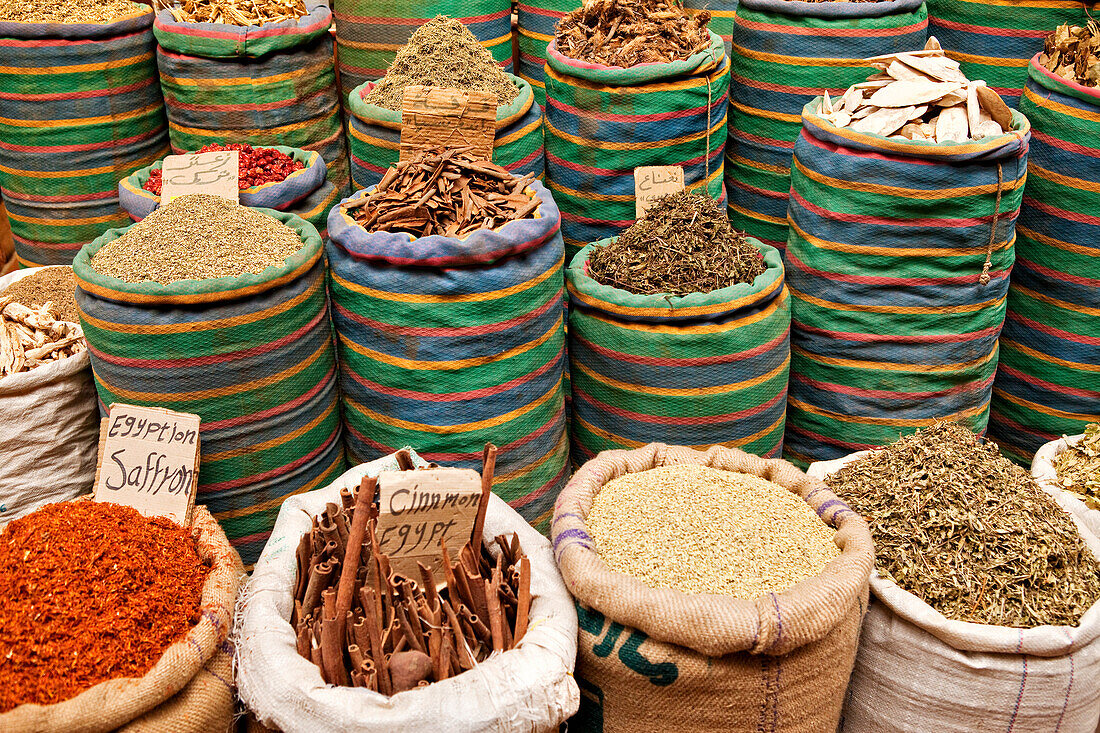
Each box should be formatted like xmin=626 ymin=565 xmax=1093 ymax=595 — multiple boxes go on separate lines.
xmin=400 ymin=86 xmax=496 ymax=162
xmin=634 ymin=165 xmax=685 ymax=219
xmin=376 ymin=467 xmax=482 ymax=584
xmin=160 ymin=150 xmax=240 ymax=204
xmin=93 ymin=404 xmax=200 ymax=526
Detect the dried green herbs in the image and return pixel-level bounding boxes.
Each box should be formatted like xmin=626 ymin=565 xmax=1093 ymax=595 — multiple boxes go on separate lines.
xmin=1040 ymin=21 xmax=1100 ymax=88
xmin=555 ymin=0 xmax=711 ymax=68
xmin=587 ymin=191 xmax=766 ymax=296
xmin=364 ymin=16 xmax=519 ymax=113
xmin=825 ymin=422 xmax=1100 ymax=628
xmin=1054 ymin=423 xmax=1100 ymax=506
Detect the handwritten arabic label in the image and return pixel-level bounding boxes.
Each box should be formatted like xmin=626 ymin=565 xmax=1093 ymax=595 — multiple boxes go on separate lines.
xmin=634 ymin=166 xmax=685 ymax=219
xmin=400 ymin=86 xmax=496 ymax=162
xmin=92 ymin=403 xmax=200 ymax=526
xmin=160 ymin=151 xmax=240 ymax=204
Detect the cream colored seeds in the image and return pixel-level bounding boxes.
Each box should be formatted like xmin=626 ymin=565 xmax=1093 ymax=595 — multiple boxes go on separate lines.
xmin=587 ymin=465 xmax=839 ymax=597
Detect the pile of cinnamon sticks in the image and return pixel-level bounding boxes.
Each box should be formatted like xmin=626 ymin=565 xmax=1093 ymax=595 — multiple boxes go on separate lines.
xmin=342 ymin=147 xmax=540 ymax=239
xmin=290 ymin=446 xmax=533 ymax=694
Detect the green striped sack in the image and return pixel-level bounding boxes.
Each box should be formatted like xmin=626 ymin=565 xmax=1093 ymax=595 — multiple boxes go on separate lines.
xmin=73 ymin=210 xmax=345 ymax=565
xmin=154 ymin=1 xmax=349 ymax=193
xmin=565 ymin=239 xmax=790 ymax=466
xmin=928 ymin=0 xmax=1091 ymax=108
xmin=515 ymin=0 xmax=579 ymax=107
xmin=726 ymin=0 xmax=927 ymax=252
xmin=347 ymin=74 xmax=544 ymax=190
xmin=327 ymin=180 xmax=568 ymax=533
xmin=685 ymin=0 xmax=737 ymax=58
xmin=0 ymin=11 xmax=170 ymax=267
xmin=332 ymin=0 xmax=512 ymax=97
xmin=988 ymin=58 xmax=1100 ymax=465
xmin=544 ymin=31 xmax=730 ymax=262
xmin=784 ymin=98 xmax=1030 ymax=467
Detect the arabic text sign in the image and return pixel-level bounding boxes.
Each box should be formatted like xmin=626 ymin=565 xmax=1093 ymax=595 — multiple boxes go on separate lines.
xmin=399 ymin=86 xmax=496 ymax=162
xmin=160 ymin=150 xmax=240 ymax=204
xmin=634 ymin=165 xmax=685 ymax=219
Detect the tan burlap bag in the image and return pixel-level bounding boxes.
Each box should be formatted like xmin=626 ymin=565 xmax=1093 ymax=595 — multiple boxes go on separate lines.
xmin=1 ymin=504 xmax=245 ymax=733
xmin=552 ymin=443 xmax=874 ymax=733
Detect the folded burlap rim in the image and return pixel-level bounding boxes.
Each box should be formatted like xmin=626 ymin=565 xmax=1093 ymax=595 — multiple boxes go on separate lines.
xmin=552 ymin=443 xmax=874 ymax=658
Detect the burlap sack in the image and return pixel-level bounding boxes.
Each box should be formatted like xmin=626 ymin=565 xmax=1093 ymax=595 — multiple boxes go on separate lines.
xmin=0 ymin=504 xmax=245 ymax=733
xmin=552 ymin=443 xmax=874 ymax=733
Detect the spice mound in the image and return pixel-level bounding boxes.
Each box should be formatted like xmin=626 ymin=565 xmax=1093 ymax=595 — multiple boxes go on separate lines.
xmin=90 ymin=194 xmax=304 ymax=284
xmin=555 ymin=0 xmax=711 ymax=68
xmin=0 ymin=299 xmax=85 ymax=377
xmin=586 ymin=465 xmax=839 ymax=597
xmin=1 ymin=266 xmax=79 ymax=324
xmin=342 ymin=147 xmax=539 ymax=238
xmin=825 ymin=422 xmax=1100 ymax=628
xmin=588 ymin=191 xmax=766 ymax=296
xmin=818 ymin=37 xmax=1013 ymax=141
xmin=0 ymin=501 xmax=208 ymax=712
xmin=143 ymin=144 xmax=304 ymax=195
xmin=1053 ymin=423 xmax=1100 ymax=508
xmin=0 ymin=0 xmax=147 ymax=23
xmin=364 ymin=16 xmax=520 ymax=112
xmin=167 ymin=0 xmax=308 ymax=26
xmin=1040 ymin=21 xmax=1100 ymax=88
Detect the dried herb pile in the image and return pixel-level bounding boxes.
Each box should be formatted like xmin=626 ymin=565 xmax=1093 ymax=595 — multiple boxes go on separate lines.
xmin=364 ymin=17 xmax=519 ymax=112
xmin=825 ymin=422 xmax=1100 ymax=628
xmin=0 ymin=501 xmax=208 ymax=712
xmin=1 ymin=266 xmax=78 ymax=323
xmin=1040 ymin=21 xmax=1100 ymax=88
xmin=0 ymin=0 xmax=146 ymax=23
xmin=343 ymin=148 xmax=539 ymax=238
xmin=818 ymin=37 xmax=1013 ymax=141
xmin=587 ymin=191 xmax=765 ymax=296
xmin=1054 ymin=423 xmax=1100 ymax=507
xmin=555 ymin=0 xmax=711 ymax=68
xmin=165 ymin=0 xmax=307 ymax=26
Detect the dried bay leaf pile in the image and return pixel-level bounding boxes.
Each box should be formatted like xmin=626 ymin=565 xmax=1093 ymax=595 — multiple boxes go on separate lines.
xmin=1040 ymin=21 xmax=1100 ymax=88
xmin=554 ymin=0 xmax=711 ymax=68
xmin=816 ymin=37 xmax=1014 ymax=142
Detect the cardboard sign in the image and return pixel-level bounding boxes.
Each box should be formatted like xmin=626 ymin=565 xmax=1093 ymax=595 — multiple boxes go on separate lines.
xmin=160 ymin=150 xmax=240 ymax=204
xmin=375 ymin=467 xmax=482 ymax=584
xmin=399 ymin=86 xmax=496 ymax=162
xmin=93 ymin=404 xmax=201 ymax=526
xmin=634 ymin=165 xmax=685 ymax=219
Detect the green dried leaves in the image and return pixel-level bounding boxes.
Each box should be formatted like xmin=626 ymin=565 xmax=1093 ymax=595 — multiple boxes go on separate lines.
xmin=1054 ymin=423 xmax=1100 ymax=508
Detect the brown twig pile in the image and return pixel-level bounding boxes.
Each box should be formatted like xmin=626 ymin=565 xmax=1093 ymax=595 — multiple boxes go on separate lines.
xmin=554 ymin=0 xmax=711 ymax=68
xmin=164 ymin=0 xmax=307 ymax=26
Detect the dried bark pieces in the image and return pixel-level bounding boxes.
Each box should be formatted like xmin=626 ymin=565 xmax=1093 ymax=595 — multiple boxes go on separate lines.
xmin=554 ymin=0 xmax=711 ymax=68
xmin=0 ymin=299 xmax=85 ymax=377
xmin=164 ymin=0 xmax=307 ymax=26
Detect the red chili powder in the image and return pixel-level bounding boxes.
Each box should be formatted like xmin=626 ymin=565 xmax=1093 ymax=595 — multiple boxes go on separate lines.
xmin=0 ymin=501 xmax=210 ymax=712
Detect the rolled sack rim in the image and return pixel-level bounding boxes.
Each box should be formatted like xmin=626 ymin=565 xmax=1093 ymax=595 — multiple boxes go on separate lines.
xmin=0 ymin=6 xmax=152 ymax=40
xmin=153 ymin=0 xmax=331 ymax=57
xmin=1027 ymin=54 xmax=1100 ymax=107
xmin=737 ymin=0 xmax=926 ymax=20
xmin=546 ymin=29 xmax=726 ymax=82
xmin=347 ymin=74 xmax=536 ymax=132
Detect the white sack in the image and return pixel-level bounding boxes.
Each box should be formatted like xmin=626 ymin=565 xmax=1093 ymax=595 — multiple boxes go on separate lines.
xmin=1033 ymin=434 xmax=1100 ymax=541
xmin=236 ymin=456 xmax=580 ymax=733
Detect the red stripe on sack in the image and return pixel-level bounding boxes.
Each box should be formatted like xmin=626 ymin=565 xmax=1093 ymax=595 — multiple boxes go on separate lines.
xmin=929 ymin=16 xmax=1049 ymax=38
xmin=574 ymin=384 xmax=785 ymax=425
xmin=11 ymin=234 xmax=91 ymax=251
xmin=0 ymin=30 xmax=147 ymax=47
xmin=516 ymin=4 xmax=569 ymax=19
xmin=1030 ymin=130 xmax=1100 ymax=159
xmin=986 ymin=412 xmax=1057 ymax=444
xmin=230 ymin=530 xmax=273 ymax=546
xmin=506 ymin=146 xmax=545 ymax=172
xmin=727 ymin=127 xmax=795 ymax=151
xmin=351 ymin=154 xmax=389 ymax=176
xmin=1017 ymin=257 xmax=1100 ymax=287
xmin=736 ymin=16 xmax=926 ymax=37
xmin=0 ymin=127 xmax=164 ymax=154
xmin=546 ymin=94 xmax=718 ymax=123
xmin=791 ymin=369 xmax=996 ymax=400
xmin=785 ymin=245 xmax=1008 ymax=285
xmin=338 ymin=62 xmax=388 ymax=78
xmin=789 ymin=187 xmax=1010 ymax=229
xmin=510 ymin=459 xmax=570 ymax=510
xmin=155 ymin=13 xmax=330 ymax=40
xmin=730 ymin=72 xmax=847 ymax=97
xmin=200 ymin=425 xmax=342 ymax=492
xmin=202 ymin=365 xmax=336 ymax=430
xmin=997 ymin=363 xmax=1100 ymax=399
xmin=1006 ymin=311 xmax=1100 ymax=347
xmin=792 ymin=317 xmax=1003 ymax=344
xmin=727 ymin=177 xmax=790 ymax=200
xmin=546 ymin=146 xmax=719 ymax=177
xmin=785 ymin=423 xmax=880 ymax=453
xmin=0 ymin=76 xmax=156 ymax=101
xmin=560 ymin=210 xmax=634 ymax=227
xmin=572 ymin=329 xmax=789 ymax=366
xmin=1023 ymin=197 xmax=1100 ymax=227
xmin=335 ymin=294 xmax=559 ymax=337
xmin=333 ymin=9 xmax=508 ymax=24
xmin=801 ymin=129 xmax=942 ymax=166
xmin=164 ymin=86 xmax=330 ymax=113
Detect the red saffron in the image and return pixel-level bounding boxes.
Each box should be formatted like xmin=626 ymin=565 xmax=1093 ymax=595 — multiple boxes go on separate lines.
xmin=143 ymin=143 xmax=305 ymax=195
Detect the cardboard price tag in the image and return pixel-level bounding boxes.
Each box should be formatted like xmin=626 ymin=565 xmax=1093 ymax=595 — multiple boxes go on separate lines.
xmin=93 ymin=404 xmax=200 ymax=526
xmin=399 ymin=86 xmax=496 ymax=162
xmin=376 ymin=467 xmax=482 ymax=584
xmin=634 ymin=165 xmax=685 ymax=219
xmin=160 ymin=150 xmax=240 ymax=204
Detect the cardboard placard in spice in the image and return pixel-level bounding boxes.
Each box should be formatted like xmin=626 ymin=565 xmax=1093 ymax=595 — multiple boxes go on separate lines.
xmin=399 ymin=86 xmax=496 ymax=162
xmin=92 ymin=403 xmax=200 ymax=526
xmin=634 ymin=166 xmax=685 ymax=219
xmin=160 ymin=150 xmax=239 ymax=204
xmin=376 ymin=467 xmax=482 ymax=584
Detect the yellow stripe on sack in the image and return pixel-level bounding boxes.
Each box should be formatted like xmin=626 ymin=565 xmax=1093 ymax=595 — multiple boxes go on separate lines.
xmin=792 ymin=156 xmax=1026 ymax=199
xmin=213 ymin=452 xmax=343 ymax=521
xmin=169 ymin=115 xmax=324 ymax=138
xmin=545 ymin=113 xmax=726 ymax=151
xmin=334 ymin=38 xmax=405 ymax=51
xmin=1015 ymin=226 xmax=1100 ymax=259
xmin=575 ymin=286 xmax=786 ymax=333
xmin=945 ymin=50 xmax=1029 ymax=67
xmin=517 ymin=27 xmax=553 ymax=43
xmin=787 ymin=218 xmax=995 ymax=258
xmin=991 ymin=386 xmax=1098 ymax=421
xmin=945 ymin=0 xmax=1081 ymax=6
xmin=203 ymin=399 xmax=337 ymax=462
xmin=350 ymin=123 xmax=399 ymax=150
xmin=0 ymin=50 xmax=154 ymax=75
xmin=348 ymin=375 xmax=563 ymax=434
xmin=727 ymin=202 xmax=787 ymax=226
xmin=5 ymin=209 xmax=123 ymax=227
xmin=727 ymin=154 xmax=788 ymax=176
xmin=789 ymin=283 xmax=1005 ymax=315
xmin=340 ymin=315 xmax=561 ymax=370
xmin=548 ymin=180 xmax=634 ymax=202
xmin=543 ymin=57 xmax=728 ymax=95
xmin=483 ymin=31 xmax=514 ymax=48
xmin=159 ymin=57 xmax=331 ymax=88
xmin=791 ymin=343 xmax=996 ymax=373
xmin=1023 ymin=86 xmax=1100 ymax=125
xmin=1011 ymin=284 xmax=1100 ymax=317
xmin=788 ymin=395 xmax=990 ymax=426
xmin=1028 ymin=163 xmax=1100 ymax=195
xmin=728 ymin=99 xmax=800 ymax=124
xmin=730 ymin=44 xmax=866 ymax=68
xmin=0 ymin=101 xmax=163 ymax=128
xmin=496 ymin=115 xmax=542 ymax=146
xmin=573 ymin=410 xmax=784 ymax=451
xmin=573 ymin=355 xmax=789 ymax=397
xmin=998 ymin=337 xmax=1100 ymax=373
xmin=0 ymin=147 xmax=163 ymax=179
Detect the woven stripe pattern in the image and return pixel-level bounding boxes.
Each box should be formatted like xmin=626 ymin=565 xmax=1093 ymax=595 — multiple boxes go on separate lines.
xmin=73 ymin=210 xmax=345 ymax=565
xmin=989 ymin=60 xmax=1100 ymax=464
xmin=515 ymin=0 xmax=578 ymax=107
xmin=784 ymin=99 xmax=1030 ymax=466
xmin=685 ymin=0 xmax=737 ymax=58
xmin=726 ymin=0 xmax=928 ymax=252
xmin=0 ymin=12 xmax=170 ymax=267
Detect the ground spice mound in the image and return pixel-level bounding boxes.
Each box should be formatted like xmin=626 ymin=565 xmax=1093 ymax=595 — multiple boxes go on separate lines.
xmin=1 ymin=266 xmax=79 ymax=323
xmin=365 ymin=16 xmax=519 ymax=112
xmin=91 ymin=194 xmax=304 ymax=284
xmin=588 ymin=191 xmax=766 ymax=296
xmin=555 ymin=0 xmax=711 ymax=68
xmin=587 ymin=465 xmax=839 ymax=597
xmin=0 ymin=0 xmax=147 ymax=23
xmin=826 ymin=422 xmax=1100 ymax=628
xmin=0 ymin=501 xmax=208 ymax=712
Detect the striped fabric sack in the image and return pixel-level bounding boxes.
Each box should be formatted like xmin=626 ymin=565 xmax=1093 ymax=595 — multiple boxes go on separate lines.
xmin=565 ymin=240 xmax=790 ymax=466
xmin=684 ymin=0 xmax=737 ymax=57
xmin=927 ymin=0 xmax=1091 ymax=108
xmin=0 ymin=11 xmax=170 ymax=267
xmin=73 ymin=210 xmax=345 ymax=565
xmin=988 ymin=59 xmax=1100 ymax=465
xmin=544 ymin=31 xmax=730 ymax=261
xmin=327 ymin=181 xmax=568 ymax=532
xmin=784 ymin=99 xmax=1030 ymax=467
xmin=155 ymin=1 xmax=350 ymax=193
xmin=515 ymin=0 xmax=579 ymax=107
xmin=347 ymin=75 xmax=544 ymax=190
xmin=726 ymin=0 xmax=927 ymax=252
xmin=332 ymin=0 xmax=512 ymax=97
